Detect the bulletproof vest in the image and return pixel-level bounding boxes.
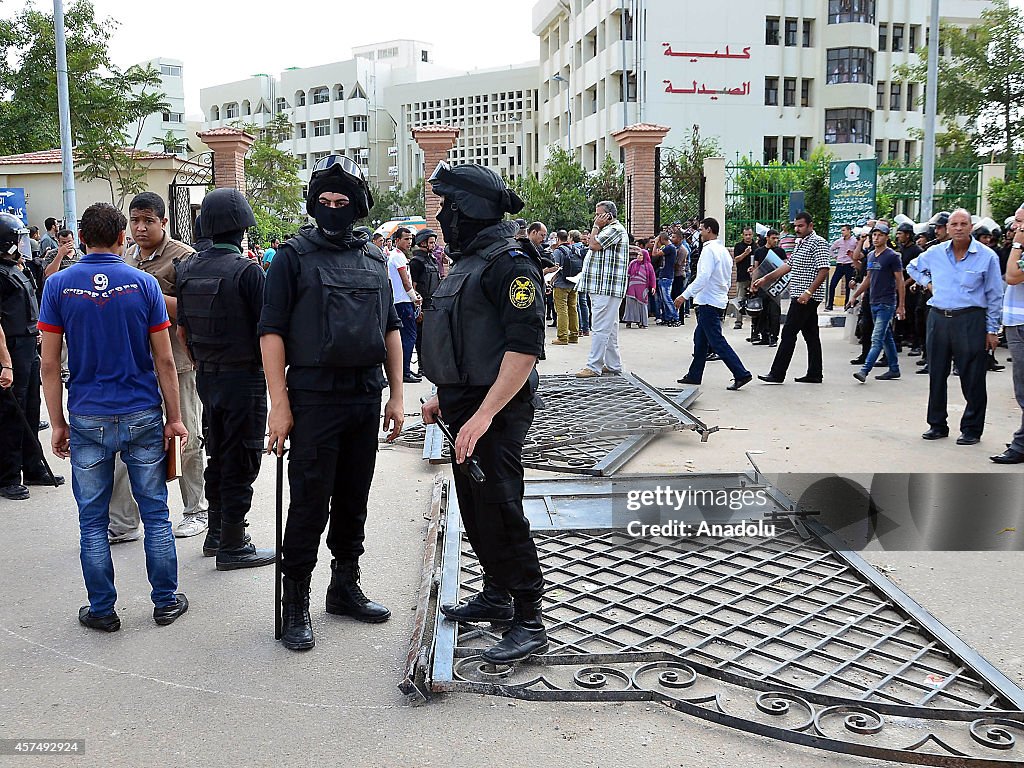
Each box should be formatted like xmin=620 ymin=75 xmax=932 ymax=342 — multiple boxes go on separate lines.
xmin=175 ymin=248 xmax=260 ymax=366
xmin=281 ymin=226 xmax=390 ymax=369
xmin=421 ymin=234 xmax=534 ymax=387
xmin=409 ymin=248 xmax=440 ymax=305
xmin=0 ymin=260 xmax=39 ymax=337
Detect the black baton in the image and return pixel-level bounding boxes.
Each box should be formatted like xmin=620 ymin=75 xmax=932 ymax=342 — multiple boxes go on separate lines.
xmin=274 ymin=449 xmax=285 ymax=640
xmin=419 ymin=397 xmax=486 ymax=484
xmin=4 ymin=386 xmax=60 ymax=487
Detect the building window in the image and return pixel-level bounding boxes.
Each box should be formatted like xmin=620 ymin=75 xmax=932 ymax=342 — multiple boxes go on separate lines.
xmin=799 ymin=137 xmax=811 ymax=160
xmin=763 ymin=136 xmax=779 ymax=163
xmin=888 ymin=140 xmax=900 ymax=162
xmin=766 ymin=17 xmax=780 ymax=46
xmin=785 ymin=18 xmax=798 ymax=46
xmin=801 ymin=79 xmax=812 ymax=107
xmin=159 ymin=64 xmax=182 ymax=77
xmin=828 ymin=0 xmax=875 ymax=24
xmin=892 ymin=25 xmax=904 ymax=52
xmin=297 ymin=123 xmax=307 ymax=139
xmin=225 ymin=103 xmax=238 ymax=119
xmin=824 ymin=108 xmax=872 ymax=144
xmin=296 ymin=91 xmax=306 ymax=107
xmin=312 ymin=87 xmax=329 ymax=105
xmin=907 ymin=82 xmax=917 ymax=111
xmin=162 ymin=111 xmax=183 ymax=123
xmin=421 ymin=49 xmax=429 ymax=62
xmin=783 ymin=136 xmax=795 ymax=163
xmin=878 ymin=23 xmax=888 ymax=51
xmin=802 ymin=19 xmax=813 ymax=47
xmin=826 ymin=47 xmax=874 ymax=84
xmin=765 ymin=77 xmax=779 ymax=106
xmin=275 ymin=97 xmax=288 ymax=113
xmin=210 ymin=106 xmax=219 ymax=121
xmin=875 ymin=139 xmax=884 ymax=162
xmin=626 ymin=72 xmax=637 ymax=101
xmin=890 ymin=83 xmax=902 ymax=111
xmin=312 ymin=119 xmax=330 ymax=137
xmin=909 ymin=26 xmax=918 ymax=52
xmin=335 ymin=85 xmax=344 ymax=101
xmin=904 ymin=142 xmax=913 ymax=164
xmin=298 ymin=154 xmax=307 ymax=170
xmin=351 ymin=115 xmax=368 ymax=132
xmin=335 ymin=118 xmax=345 ymax=134
xmin=312 ymin=151 xmax=330 ymax=165
xmin=877 ymin=82 xmax=886 ymax=109
xmin=783 ymin=78 xmax=796 ymax=107
xmin=622 ymin=8 xmax=634 ymax=40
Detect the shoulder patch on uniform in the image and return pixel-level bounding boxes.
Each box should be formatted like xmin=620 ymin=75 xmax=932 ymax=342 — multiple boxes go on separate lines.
xmin=509 ymin=276 xmax=536 ymax=309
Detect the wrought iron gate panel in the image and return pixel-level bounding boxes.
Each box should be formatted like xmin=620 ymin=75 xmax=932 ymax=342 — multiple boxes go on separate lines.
xmin=168 ymin=152 xmax=214 ymax=245
xmin=415 ymin=474 xmax=1024 ymax=766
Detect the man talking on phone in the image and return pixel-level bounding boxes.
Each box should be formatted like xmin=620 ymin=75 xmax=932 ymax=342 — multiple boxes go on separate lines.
xmin=575 ymin=201 xmax=629 ymax=378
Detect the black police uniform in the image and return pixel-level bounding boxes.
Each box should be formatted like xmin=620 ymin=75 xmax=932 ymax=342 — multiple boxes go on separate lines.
xmin=0 ymin=257 xmax=45 ymax=491
xmin=409 ymin=244 xmax=440 ymax=367
xmin=421 ymin=220 xmax=546 ymax=620
xmin=259 ymin=224 xmax=401 ymax=580
xmin=176 ymin=243 xmax=271 ymax=566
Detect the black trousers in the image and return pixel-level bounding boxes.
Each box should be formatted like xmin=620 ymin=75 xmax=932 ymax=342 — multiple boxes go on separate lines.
xmin=440 ymin=392 xmax=544 ymax=602
xmin=860 ymin=303 xmax=875 ymax=357
xmin=0 ymin=335 xmax=42 ymax=487
xmin=754 ymin=298 xmax=781 ymax=341
xmin=915 ymin=295 xmax=931 ymax=359
xmin=281 ymin=397 xmax=379 ymax=580
xmin=196 ymin=369 xmax=266 ymax=525
xmin=769 ymin=299 xmax=822 ymax=380
xmin=898 ymin=289 xmax=918 ymax=348
xmin=926 ymin=309 xmax=988 ymax=436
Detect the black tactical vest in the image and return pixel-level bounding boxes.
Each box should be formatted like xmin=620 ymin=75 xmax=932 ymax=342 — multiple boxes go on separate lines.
xmin=421 ymin=235 xmax=534 ymax=387
xmin=281 ymin=226 xmax=391 ymax=369
xmin=0 ymin=260 xmax=39 ymax=337
xmin=409 ymin=249 xmax=440 ymax=306
xmin=175 ymin=248 xmax=261 ymax=366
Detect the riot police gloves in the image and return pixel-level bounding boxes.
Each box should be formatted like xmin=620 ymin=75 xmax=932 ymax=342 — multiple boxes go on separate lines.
xmin=200 ymin=189 xmax=257 ymax=251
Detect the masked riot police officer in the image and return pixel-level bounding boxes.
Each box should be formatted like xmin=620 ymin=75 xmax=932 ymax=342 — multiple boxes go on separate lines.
xmin=409 ymin=228 xmax=440 ymax=376
xmin=259 ymin=154 xmax=405 ymax=652
xmin=175 ymin=189 xmax=275 ymax=571
xmin=419 ymin=162 xmax=548 ymax=664
xmin=0 ymin=213 xmax=63 ymax=500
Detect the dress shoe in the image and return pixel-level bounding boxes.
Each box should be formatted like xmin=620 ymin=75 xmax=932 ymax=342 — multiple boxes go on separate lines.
xmin=727 ymin=374 xmax=753 ymax=391
xmin=875 ymin=371 xmax=900 ymax=380
xmin=325 ymin=559 xmax=391 ymax=623
xmin=908 ymin=347 xmax=922 ymax=356
xmin=676 ymin=376 xmax=700 ymax=385
xmin=402 ymin=374 xmax=422 ymax=383
xmin=916 ymin=358 xmax=927 ymax=366
xmin=794 ymin=375 xmax=822 ymax=383
xmin=153 ymin=594 xmax=189 ymax=626
xmin=706 ymin=352 xmax=721 ymax=361
xmin=758 ymin=374 xmax=784 ymax=384
xmin=751 ymin=338 xmax=769 ymax=345
xmin=991 ymin=447 xmax=1024 ymax=464
xmin=921 ymin=428 xmax=949 ymax=440
xmin=79 ymin=606 xmax=121 ymax=632
xmin=916 ymin=366 xmax=929 ymax=374
xmin=38 ymin=420 xmax=49 ymax=430
xmin=23 ymin=474 xmax=65 ymax=487
xmin=850 ymin=356 xmax=866 ymax=366
xmin=853 ymin=371 xmax=867 ymax=383
xmin=441 ymin=581 xmax=513 ymax=624
xmin=956 ymin=434 xmax=981 ymax=446
xmin=989 ymin=362 xmax=1006 ymax=372
xmin=0 ymin=484 xmax=29 ymax=500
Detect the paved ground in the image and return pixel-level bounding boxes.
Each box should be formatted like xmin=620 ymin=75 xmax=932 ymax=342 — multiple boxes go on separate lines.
xmin=1 ymin=315 xmax=1020 ymax=767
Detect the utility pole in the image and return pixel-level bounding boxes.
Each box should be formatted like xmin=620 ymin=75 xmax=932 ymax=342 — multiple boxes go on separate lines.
xmin=921 ymin=0 xmax=940 ymax=221
xmin=53 ymin=0 xmax=78 ymax=238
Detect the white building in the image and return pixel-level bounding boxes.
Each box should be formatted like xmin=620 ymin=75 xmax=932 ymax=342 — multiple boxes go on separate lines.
xmin=128 ymin=57 xmax=188 ymax=156
xmin=532 ymin=0 xmax=990 ymax=167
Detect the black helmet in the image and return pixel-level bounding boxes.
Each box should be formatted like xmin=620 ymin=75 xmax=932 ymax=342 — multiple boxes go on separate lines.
xmin=428 ymin=161 xmax=524 ymax=220
xmin=307 ymin=154 xmax=373 ymax=220
xmin=414 ymin=228 xmax=437 ymax=246
xmin=0 ymin=212 xmax=30 ymax=259
xmin=896 ymin=222 xmax=915 ymax=235
xmin=352 ymin=225 xmax=374 ymax=238
xmin=930 ymin=211 xmax=950 ymax=227
xmin=200 ymin=189 xmax=256 ymax=237
xmin=973 ymin=224 xmax=992 ymax=238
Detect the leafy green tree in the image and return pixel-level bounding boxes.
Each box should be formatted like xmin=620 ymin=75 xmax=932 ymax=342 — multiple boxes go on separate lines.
xmin=987 ymin=170 xmax=1024 ymax=224
xmin=658 ymin=126 xmax=721 ymax=232
xmin=588 ymin=153 xmax=624 ymax=216
xmin=233 ymin=113 xmax=304 ymax=242
xmin=149 ymin=130 xmax=189 ymax=155
xmin=897 ymin=0 xmax=1024 ymax=157
xmin=510 ymin=146 xmax=591 ymax=230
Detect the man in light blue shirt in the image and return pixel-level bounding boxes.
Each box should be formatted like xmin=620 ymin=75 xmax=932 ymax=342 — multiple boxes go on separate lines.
xmin=907 ymin=209 xmax=1004 ymax=444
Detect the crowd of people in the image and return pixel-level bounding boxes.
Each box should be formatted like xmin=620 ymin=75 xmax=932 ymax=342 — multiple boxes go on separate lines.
xmin=1 ymin=154 xmax=1022 ymax=660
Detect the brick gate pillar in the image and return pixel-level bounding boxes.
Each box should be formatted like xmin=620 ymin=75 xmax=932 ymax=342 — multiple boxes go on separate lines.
xmin=412 ymin=126 xmax=460 ymax=239
xmin=611 ymin=123 xmax=670 ymax=238
xmin=197 ymin=127 xmax=255 ymax=193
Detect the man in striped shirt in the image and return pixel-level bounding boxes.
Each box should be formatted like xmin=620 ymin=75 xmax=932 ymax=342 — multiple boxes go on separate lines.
xmin=576 ymin=201 xmax=629 ymax=378
xmin=753 ymin=211 xmax=831 ymax=384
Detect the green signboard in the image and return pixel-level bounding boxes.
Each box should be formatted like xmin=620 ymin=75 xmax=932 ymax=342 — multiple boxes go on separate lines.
xmin=829 ymin=159 xmax=877 ymax=242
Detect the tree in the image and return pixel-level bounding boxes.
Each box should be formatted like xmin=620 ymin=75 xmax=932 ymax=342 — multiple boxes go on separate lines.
xmin=659 ymin=126 xmax=721 ymax=232
xmin=588 ymin=153 xmax=624 ymax=215
xmin=987 ymin=170 xmax=1024 ymax=224
xmin=897 ymin=0 xmax=1024 ymax=158
xmin=234 ymin=113 xmax=304 ymax=242
xmin=510 ymin=146 xmax=591 ymax=230
xmin=149 ymin=130 xmax=189 ymax=155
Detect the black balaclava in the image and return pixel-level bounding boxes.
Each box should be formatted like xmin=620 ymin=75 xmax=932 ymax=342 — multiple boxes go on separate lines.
xmin=310 ymin=172 xmax=360 ymax=243
xmin=213 ymin=230 xmax=244 ymax=252
xmin=438 ymin=199 xmax=494 ymax=258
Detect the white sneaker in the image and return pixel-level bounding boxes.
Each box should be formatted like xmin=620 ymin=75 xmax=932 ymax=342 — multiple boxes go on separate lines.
xmin=108 ymin=529 xmax=141 ymax=544
xmin=174 ymin=511 xmax=208 ymax=538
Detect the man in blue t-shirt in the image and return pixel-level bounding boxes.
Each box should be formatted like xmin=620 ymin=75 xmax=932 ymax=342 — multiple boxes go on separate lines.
xmin=657 ymin=237 xmax=680 ymax=325
xmin=850 ymin=223 xmax=905 ymax=383
xmin=38 ymin=203 xmax=189 ymax=632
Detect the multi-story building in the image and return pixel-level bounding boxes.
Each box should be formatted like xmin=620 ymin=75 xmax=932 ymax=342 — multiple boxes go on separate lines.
xmin=128 ymin=57 xmax=188 ymax=156
xmin=532 ymin=0 xmax=990 ymax=166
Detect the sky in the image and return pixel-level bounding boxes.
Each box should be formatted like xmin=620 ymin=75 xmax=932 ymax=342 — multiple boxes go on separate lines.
xmin=88 ymin=0 xmax=541 ymax=117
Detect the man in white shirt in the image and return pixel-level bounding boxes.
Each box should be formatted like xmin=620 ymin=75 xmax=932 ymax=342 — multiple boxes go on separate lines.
xmin=673 ymin=218 xmax=752 ymax=390
xmin=387 ymin=227 xmax=421 ymax=383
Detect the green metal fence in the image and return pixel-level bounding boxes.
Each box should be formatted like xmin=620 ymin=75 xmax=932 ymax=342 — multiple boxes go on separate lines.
xmin=876 ymin=165 xmax=981 ymax=221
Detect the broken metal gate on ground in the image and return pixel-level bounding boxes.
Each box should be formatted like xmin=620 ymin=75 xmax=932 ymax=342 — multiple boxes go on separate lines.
xmin=403 ymin=473 xmax=1024 ymax=766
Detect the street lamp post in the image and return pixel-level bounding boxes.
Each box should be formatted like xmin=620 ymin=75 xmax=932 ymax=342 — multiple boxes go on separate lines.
xmin=552 ymin=73 xmax=572 ymax=155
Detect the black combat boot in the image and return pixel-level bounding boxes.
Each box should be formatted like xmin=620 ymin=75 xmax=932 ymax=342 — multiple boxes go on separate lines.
xmin=480 ymin=596 xmax=548 ymax=665
xmin=215 ymin=521 xmax=276 ymax=570
xmin=325 ymin=559 xmax=391 ymax=623
xmin=441 ymin=578 xmax=513 ymax=624
xmin=202 ymin=509 xmax=221 ymax=556
xmin=281 ymin=575 xmax=314 ymax=651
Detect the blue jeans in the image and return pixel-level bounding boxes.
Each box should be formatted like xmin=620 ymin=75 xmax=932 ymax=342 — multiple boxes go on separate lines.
xmin=657 ymin=277 xmax=678 ymax=322
xmin=862 ymin=303 xmax=900 ymax=375
xmin=70 ymin=408 xmax=178 ymax=616
xmin=578 ymin=293 xmax=592 ymax=333
xmin=686 ymin=305 xmax=751 ymax=382
xmin=396 ymin=302 xmax=418 ymax=376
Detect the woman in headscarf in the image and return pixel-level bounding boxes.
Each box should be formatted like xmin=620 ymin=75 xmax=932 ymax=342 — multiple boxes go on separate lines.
xmin=623 ymin=244 xmax=656 ymax=328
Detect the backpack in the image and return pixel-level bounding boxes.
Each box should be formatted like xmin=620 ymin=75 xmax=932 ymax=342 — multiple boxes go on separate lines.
xmin=557 ymin=243 xmax=583 ymax=279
